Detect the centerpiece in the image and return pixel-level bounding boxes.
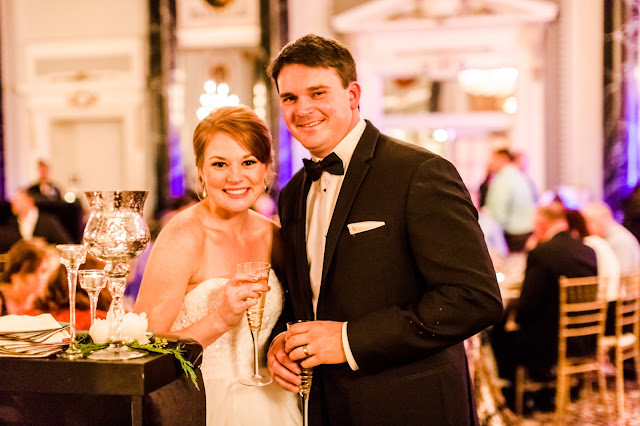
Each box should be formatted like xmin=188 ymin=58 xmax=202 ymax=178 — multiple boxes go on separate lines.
xmin=82 ymin=190 xmax=150 ymax=360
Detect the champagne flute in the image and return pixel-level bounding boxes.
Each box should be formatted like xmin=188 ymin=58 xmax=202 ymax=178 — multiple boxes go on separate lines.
xmin=237 ymin=262 xmax=272 ymax=386
xmin=78 ymin=269 xmax=107 ymax=326
xmin=287 ymin=320 xmax=313 ymax=426
xmin=56 ymin=244 xmax=87 ymax=358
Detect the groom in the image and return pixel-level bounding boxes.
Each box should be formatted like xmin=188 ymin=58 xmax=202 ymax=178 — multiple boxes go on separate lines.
xmin=266 ymin=34 xmax=503 ymax=425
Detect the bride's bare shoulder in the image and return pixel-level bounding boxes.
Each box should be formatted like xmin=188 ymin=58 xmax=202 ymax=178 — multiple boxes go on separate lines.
xmin=248 ymin=209 xmax=280 ymax=233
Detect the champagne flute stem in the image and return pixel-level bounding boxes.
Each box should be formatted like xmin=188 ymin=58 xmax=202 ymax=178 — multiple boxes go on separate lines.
xmin=302 ymin=393 xmax=309 ymax=426
xmin=89 ymin=294 xmax=98 ymax=327
xmin=250 ymin=329 xmax=260 ymax=377
xmin=67 ymin=268 xmax=78 ymax=349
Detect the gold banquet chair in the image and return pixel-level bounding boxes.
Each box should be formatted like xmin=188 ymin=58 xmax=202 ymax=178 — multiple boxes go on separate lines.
xmin=514 ymin=275 xmax=609 ymax=421
xmin=600 ymin=273 xmax=640 ymax=418
xmin=514 ymin=367 xmax=554 ymax=416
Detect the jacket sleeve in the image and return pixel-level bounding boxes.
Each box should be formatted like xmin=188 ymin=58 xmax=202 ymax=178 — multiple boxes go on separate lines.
xmin=347 ymin=156 xmax=504 ymax=371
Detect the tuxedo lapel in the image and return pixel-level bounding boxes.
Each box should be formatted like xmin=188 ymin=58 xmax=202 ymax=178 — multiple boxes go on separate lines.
xmin=322 ymin=122 xmax=379 ymax=284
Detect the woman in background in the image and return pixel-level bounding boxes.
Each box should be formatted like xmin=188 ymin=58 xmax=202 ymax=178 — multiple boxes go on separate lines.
xmin=0 ymin=240 xmax=51 ymax=315
xmin=26 ymin=256 xmax=111 ymax=330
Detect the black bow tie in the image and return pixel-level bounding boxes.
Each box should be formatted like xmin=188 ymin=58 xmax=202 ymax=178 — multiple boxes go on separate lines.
xmin=302 ymin=152 xmax=344 ymax=182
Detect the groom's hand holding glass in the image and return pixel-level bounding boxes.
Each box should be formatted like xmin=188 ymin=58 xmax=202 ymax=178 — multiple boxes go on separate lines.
xmin=267 ymin=320 xmax=347 ymax=392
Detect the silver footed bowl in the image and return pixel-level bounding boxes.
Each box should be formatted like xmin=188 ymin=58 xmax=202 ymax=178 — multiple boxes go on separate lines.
xmin=83 ymin=191 xmax=150 ymax=264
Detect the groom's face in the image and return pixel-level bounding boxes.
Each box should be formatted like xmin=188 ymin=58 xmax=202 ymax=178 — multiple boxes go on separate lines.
xmin=277 ymin=64 xmax=360 ymax=158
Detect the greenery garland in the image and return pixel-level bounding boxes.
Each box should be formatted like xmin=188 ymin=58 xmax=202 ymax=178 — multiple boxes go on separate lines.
xmin=76 ymin=333 xmax=199 ymax=390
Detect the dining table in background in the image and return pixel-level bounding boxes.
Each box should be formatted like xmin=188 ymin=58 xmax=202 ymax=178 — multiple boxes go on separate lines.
xmin=494 ymin=252 xmax=527 ymax=304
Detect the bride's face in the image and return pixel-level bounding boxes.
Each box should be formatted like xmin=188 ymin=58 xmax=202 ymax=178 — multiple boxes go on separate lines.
xmin=200 ymin=131 xmax=267 ymax=216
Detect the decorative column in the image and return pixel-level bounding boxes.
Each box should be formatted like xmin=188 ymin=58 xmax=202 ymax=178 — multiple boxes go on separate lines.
xmin=262 ymin=0 xmax=289 ymax=192
xmin=149 ymin=0 xmax=178 ymax=215
xmin=604 ymin=0 xmax=640 ymax=218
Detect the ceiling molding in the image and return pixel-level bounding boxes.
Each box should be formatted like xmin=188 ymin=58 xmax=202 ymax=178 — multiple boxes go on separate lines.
xmin=333 ymin=0 xmax=558 ymax=33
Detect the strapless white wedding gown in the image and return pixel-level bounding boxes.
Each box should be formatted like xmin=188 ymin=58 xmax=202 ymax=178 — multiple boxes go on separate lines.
xmin=171 ymin=271 xmax=301 ymax=426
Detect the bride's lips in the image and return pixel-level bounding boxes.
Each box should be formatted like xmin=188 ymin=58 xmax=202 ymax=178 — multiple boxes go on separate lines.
xmin=223 ymin=188 xmax=250 ymax=198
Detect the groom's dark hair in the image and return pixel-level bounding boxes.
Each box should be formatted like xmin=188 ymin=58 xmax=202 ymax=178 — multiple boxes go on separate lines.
xmin=267 ymin=34 xmax=358 ymax=91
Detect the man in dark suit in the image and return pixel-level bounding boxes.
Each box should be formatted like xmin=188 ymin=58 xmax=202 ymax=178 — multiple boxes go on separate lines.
xmin=0 ymin=188 xmax=73 ymax=253
xmin=514 ymin=202 xmax=598 ymax=380
xmin=491 ymin=202 xmax=598 ymax=413
xmin=26 ymin=159 xmax=63 ymax=202
xmin=266 ymin=34 xmax=503 ymax=425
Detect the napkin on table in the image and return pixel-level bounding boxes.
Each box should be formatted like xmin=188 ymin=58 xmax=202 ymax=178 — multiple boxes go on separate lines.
xmin=0 ymin=313 xmax=70 ymax=344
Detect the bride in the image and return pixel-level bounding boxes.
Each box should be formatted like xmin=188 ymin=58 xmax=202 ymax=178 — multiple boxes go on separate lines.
xmin=134 ymin=105 xmax=301 ymax=425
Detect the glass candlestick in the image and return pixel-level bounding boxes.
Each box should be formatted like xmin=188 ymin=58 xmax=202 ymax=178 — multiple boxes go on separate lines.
xmin=56 ymin=244 xmax=87 ymax=359
xmin=78 ymin=269 xmax=107 ymax=326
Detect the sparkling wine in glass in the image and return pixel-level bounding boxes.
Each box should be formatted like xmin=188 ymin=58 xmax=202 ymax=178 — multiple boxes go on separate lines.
xmin=238 ymin=262 xmax=272 ymax=386
xmin=56 ymin=244 xmax=87 ymax=358
xmin=78 ymin=269 xmax=107 ymax=327
xmin=287 ymin=320 xmax=313 ymax=426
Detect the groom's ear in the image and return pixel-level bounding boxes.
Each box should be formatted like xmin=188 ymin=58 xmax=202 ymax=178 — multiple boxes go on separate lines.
xmin=347 ymin=81 xmax=361 ymax=110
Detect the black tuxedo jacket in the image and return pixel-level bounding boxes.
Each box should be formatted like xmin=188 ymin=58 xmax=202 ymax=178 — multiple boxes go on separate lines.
xmin=515 ymin=231 xmax=597 ymax=377
xmin=0 ymin=212 xmax=73 ymax=253
xmin=277 ymin=121 xmax=503 ymax=425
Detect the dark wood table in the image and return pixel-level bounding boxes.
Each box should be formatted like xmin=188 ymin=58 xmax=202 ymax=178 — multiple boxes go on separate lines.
xmin=0 ymin=339 xmax=206 ymax=426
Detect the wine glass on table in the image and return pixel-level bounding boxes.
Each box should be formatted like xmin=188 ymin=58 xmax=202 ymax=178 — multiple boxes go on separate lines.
xmin=78 ymin=269 xmax=107 ymax=327
xmin=237 ymin=261 xmax=272 ymax=386
xmin=56 ymin=244 xmax=87 ymax=358
xmin=287 ymin=320 xmax=313 ymax=426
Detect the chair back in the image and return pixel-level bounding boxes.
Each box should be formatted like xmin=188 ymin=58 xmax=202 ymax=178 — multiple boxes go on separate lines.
xmin=615 ymin=274 xmax=640 ymax=338
xmin=515 ymin=275 xmax=610 ymax=418
xmin=558 ymin=275 xmax=607 ymax=363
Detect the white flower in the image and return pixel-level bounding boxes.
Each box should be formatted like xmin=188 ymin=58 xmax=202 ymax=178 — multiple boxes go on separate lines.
xmin=88 ymin=312 xmax=150 ymax=345
xmin=120 ymin=312 xmax=149 ymax=344
xmin=89 ymin=318 xmax=111 ymax=344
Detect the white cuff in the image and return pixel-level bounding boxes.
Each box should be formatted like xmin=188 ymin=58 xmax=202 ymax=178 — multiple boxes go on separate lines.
xmin=342 ymin=322 xmax=359 ymax=371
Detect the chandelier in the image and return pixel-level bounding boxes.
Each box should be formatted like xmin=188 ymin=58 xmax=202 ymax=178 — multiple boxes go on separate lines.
xmin=196 ymin=80 xmax=240 ymax=120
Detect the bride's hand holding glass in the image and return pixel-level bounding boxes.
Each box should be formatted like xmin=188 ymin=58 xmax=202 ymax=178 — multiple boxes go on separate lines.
xmin=215 ymin=273 xmax=271 ymax=330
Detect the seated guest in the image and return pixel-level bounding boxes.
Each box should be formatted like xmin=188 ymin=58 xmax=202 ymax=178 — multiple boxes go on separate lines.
xmin=582 ymin=201 xmax=639 ymax=336
xmin=566 ymin=209 xmax=620 ymax=331
xmin=0 ymin=240 xmax=52 ymax=315
xmin=26 ymin=257 xmax=110 ymax=330
xmin=27 ymin=159 xmax=62 ymax=202
xmin=582 ymin=201 xmax=640 ymax=277
xmin=516 ymin=203 xmax=597 ymax=378
xmin=491 ymin=202 xmax=597 ymax=410
xmin=0 ymin=188 xmax=73 ymax=253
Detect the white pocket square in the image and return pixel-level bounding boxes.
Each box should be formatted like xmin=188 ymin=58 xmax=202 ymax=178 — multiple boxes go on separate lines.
xmin=347 ymin=221 xmax=386 ymax=235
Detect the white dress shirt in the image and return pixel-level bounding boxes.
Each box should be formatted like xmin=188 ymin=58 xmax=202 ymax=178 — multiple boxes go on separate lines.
xmin=306 ymin=118 xmax=366 ymax=371
xmin=584 ymin=235 xmax=620 ymax=301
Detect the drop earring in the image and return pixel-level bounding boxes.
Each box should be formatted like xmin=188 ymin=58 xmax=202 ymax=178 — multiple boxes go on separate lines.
xmin=200 ymin=176 xmax=207 ymax=198
xmin=264 ymin=180 xmax=269 ymax=193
